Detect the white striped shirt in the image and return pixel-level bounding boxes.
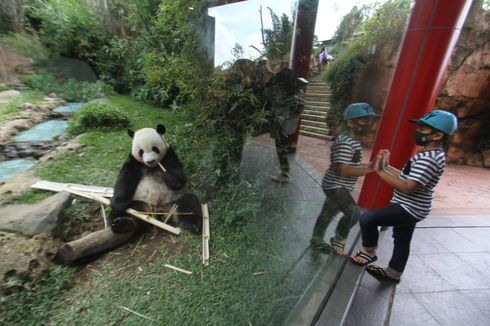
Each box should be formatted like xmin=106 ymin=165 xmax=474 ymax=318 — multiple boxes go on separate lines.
xmin=322 ymin=134 xmax=362 ymax=191
xmin=391 ymin=149 xmax=446 ymax=220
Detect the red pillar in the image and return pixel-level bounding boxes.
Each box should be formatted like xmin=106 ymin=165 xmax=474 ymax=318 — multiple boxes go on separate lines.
xmin=287 ymin=0 xmax=319 ymax=147
xmin=358 ymin=0 xmax=473 ymax=209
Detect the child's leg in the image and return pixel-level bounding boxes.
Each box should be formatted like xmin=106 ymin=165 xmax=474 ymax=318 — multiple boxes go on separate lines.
xmin=359 ymin=203 xmax=414 ymax=251
xmin=387 ymin=224 xmax=416 ymax=276
xmin=331 ymin=187 xmax=360 ymax=240
xmin=312 ymin=190 xmax=340 ymax=242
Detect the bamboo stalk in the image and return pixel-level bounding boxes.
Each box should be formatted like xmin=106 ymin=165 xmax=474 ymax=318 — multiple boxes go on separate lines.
xmin=118 ymin=305 xmax=156 ymax=322
xmin=164 ymin=264 xmax=192 ymax=275
xmin=39 ymin=182 xmax=181 ymax=235
xmin=202 ymin=203 xmax=210 ymax=266
xmin=157 ymin=162 xmax=166 ymax=172
xmin=100 ymin=203 xmax=108 ymax=229
xmin=133 ymin=211 xmax=193 ymax=216
xmin=163 ymin=204 xmax=178 ymax=224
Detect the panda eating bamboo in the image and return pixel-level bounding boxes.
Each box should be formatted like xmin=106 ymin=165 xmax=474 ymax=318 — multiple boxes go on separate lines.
xmin=109 ymin=124 xmax=202 ymax=234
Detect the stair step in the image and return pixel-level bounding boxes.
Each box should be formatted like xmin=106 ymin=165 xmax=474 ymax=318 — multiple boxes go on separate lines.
xmin=300 ymin=119 xmax=327 ymax=128
xmin=300 ymin=125 xmax=330 ymax=135
xmin=305 ymin=101 xmax=330 ymax=107
xmin=299 ymin=130 xmax=332 ymax=140
xmin=303 ymin=108 xmax=328 ymax=116
xmin=301 ymin=113 xmax=327 ymax=122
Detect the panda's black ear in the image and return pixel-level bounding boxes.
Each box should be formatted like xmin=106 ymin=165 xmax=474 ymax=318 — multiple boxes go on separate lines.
xmin=156 ymin=124 xmax=166 ymax=135
xmin=127 ymin=129 xmax=134 ymax=138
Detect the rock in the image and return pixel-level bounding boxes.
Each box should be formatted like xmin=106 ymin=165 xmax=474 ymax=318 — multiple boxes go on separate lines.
xmin=0 ymin=170 xmax=39 ymax=206
xmin=0 ymin=232 xmax=60 ymax=293
xmin=0 ymin=90 xmax=21 ymax=105
xmin=17 ymin=102 xmax=37 ymax=111
xmin=0 ymin=192 xmax=70 ymax=236
xmin=465 ymin=152 xmax=483 ymax=167
xmin=482 ymin=149 xmax=490 ymax=168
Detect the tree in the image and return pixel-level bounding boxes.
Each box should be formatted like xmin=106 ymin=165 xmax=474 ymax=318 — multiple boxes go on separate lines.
xmin=262 ymin=7 xmax=294 ymax=65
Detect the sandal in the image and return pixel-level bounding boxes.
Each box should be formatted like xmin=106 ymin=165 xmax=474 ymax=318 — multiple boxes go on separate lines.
xmin=310 ymin=238 xmax=332 ymax=254
xmin=350 ymin=250 xmax=377 ymax=266
xmin=330 ymin=237 xmax=346 ymax=255
xmin=366 ymin=265 xmax=400 ymax=284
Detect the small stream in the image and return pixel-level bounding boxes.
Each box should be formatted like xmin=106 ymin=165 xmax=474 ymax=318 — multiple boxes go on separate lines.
xmin=0 ymin=102 xmax=82 ymax=181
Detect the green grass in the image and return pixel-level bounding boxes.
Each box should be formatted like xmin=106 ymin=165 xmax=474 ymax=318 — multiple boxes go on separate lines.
xmin=0 ymin=90 xmax=44 ymax=123
xmin=1 ymin=95 xmax=297 ymax=325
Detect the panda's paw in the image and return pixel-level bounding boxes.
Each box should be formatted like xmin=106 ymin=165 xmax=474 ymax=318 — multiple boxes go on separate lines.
xmin=111 ymin=217 xmax=138 ymax=234
xmin=180 ymin=222 xmax=202 ymax=235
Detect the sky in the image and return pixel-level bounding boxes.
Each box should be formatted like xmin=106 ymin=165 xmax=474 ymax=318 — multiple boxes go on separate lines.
xmin=208 ymin=0 xmax=383 ymax=66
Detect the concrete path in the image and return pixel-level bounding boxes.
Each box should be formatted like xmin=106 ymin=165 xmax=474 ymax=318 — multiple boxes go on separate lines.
xmin=0 ymin=89 xmax=21 ymax=105
xmin=344 ymin=215 xmax=490 ymax=326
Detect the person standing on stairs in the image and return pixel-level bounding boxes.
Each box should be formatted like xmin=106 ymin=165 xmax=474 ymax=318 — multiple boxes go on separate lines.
xmin=311 ymin=103 xmax=377 ymax=254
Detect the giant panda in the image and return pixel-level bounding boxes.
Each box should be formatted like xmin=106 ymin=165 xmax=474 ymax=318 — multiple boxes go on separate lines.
xmin=109 ymin=124 xmax=202 ymax=234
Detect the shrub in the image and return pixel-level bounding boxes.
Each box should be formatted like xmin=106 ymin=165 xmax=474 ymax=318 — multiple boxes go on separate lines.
xmin=0 ymin=83 xmax=9 ymax=91
xmin=67 ymin=102 xmax=129 ymax=135
xmin=23 ymin=71 xmax=112 ymax=102
xmin=324 ymin=45 xmax=367 ymax=133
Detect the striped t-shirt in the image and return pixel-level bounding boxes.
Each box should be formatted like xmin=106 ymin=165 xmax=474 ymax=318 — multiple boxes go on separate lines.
xmin=322 ymin=134 xmax=362 ymax=191
xmin=391 ymin=149 xmax=446 ymax=220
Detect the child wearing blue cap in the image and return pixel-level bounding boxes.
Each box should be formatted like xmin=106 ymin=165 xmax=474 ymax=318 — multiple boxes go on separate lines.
xmin=311 ymin=103 xmax=377 ymax=255
xmin=351 ymin=109 xmax=458 ymax=284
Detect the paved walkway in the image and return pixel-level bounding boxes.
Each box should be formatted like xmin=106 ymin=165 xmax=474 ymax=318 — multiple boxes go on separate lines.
xmin=345 ymin=215 xmax=490 ymax=326
xmin=251 ymin=134 xmax=490 ymax=216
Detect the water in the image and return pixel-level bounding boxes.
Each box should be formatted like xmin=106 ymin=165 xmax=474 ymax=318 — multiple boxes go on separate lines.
xmin=13 ymin=120 xmax=69 ymax=142
xmin=53 ymin=102 xmax=83 ymax=113
xmin=0 ymin=159 xmax=36 ymax=181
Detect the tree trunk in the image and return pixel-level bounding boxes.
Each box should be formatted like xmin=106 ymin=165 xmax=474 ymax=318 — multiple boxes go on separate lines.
xmin=57 ymin=227 xmax=137 ymax=265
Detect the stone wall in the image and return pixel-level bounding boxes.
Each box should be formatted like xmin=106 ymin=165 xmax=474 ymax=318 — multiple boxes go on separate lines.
xmin=435 ymin=3 xmax=490 ymax=167
xmin=0 ymin=44 xmax=33 ymax=84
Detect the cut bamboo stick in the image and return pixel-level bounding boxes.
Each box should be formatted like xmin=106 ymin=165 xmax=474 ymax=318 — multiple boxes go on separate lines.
xmin=164 ymin=264 xmax=192 ymax=275
xmin=157 ymin=162 xmax=167 ymax=173
xmin=34 ymin=181 xmax=181 ymax=235
xmin=163 ymin=204 xmax=178 ymax=224
xmin=202 ymin=203 xmax=210 ymax=266
xmin=31 ymin=180 xmax=114 ymax=197
xmin=100 ymin=203 xmax=108 ymax=229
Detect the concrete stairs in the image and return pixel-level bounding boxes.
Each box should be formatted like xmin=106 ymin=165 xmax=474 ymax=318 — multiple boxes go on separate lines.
xmin=300 ymin=73 xmax=332 ymax=140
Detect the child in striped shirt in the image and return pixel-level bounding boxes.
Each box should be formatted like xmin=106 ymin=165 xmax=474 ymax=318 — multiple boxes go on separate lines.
xmin=351 ymin=109 xmax=458 ymax=283
xmin=311 ymin=103 xmax=376 ymax=255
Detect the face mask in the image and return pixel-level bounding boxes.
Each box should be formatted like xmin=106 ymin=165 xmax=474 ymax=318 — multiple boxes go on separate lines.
xmin=413 ymin=130 xmax=431 ymax=146
xmin=354 ymin=124 xmax=371 ymax=135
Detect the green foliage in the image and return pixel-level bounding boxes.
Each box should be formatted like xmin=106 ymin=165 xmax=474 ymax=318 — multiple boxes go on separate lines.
xmin=67 ymin=102 xmax=129 ymax=135
xmin=0 ymin=33 xmax=48 ymax=62
xmin=22 ymin=71 xmax=111 ymax=102
xmin=358 ymin=0 xmax=412 ymax=49
xmin=0 ymin=84 xmax=9 ymax=91
xmin=93 ymin=37 xmax=132 ymax=93
xmin=324 ymin=45 xmax=366 ymax=133
xmin=25 ymin=0 xmax=109 ymax=62
xmin=330 ymin=5 xmax=365 ymax=55
xmin=263 ymin=8 xmax=294 ymax=65
xmin=325 ymin=0 xmax=411 ymax=129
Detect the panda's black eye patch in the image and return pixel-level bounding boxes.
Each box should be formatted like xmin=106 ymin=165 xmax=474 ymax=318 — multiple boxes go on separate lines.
xmin=152 ymin=146 xmax=160 ymax=154
xmin=138 ymin=149 xmax=144 ymax=157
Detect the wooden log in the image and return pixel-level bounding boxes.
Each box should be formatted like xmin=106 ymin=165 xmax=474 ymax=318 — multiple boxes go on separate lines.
xmin=202 ymin=203 xmax=210 ymax=266
xmin=57 ymin=227 xmax=137 ymax=265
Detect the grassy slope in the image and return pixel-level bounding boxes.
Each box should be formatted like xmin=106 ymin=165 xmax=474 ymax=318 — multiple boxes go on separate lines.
xmin=1 ymin=95 xmax=294 ymax=326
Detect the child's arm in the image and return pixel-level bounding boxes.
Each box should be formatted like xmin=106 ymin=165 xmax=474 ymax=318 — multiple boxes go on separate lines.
xmin=337 ymin=162 xmax=374 ymax=177
xmin=377 ymin=150 xmax=402 ymax=176
xmin=375 ymin=151 xmax=419 ymax=194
